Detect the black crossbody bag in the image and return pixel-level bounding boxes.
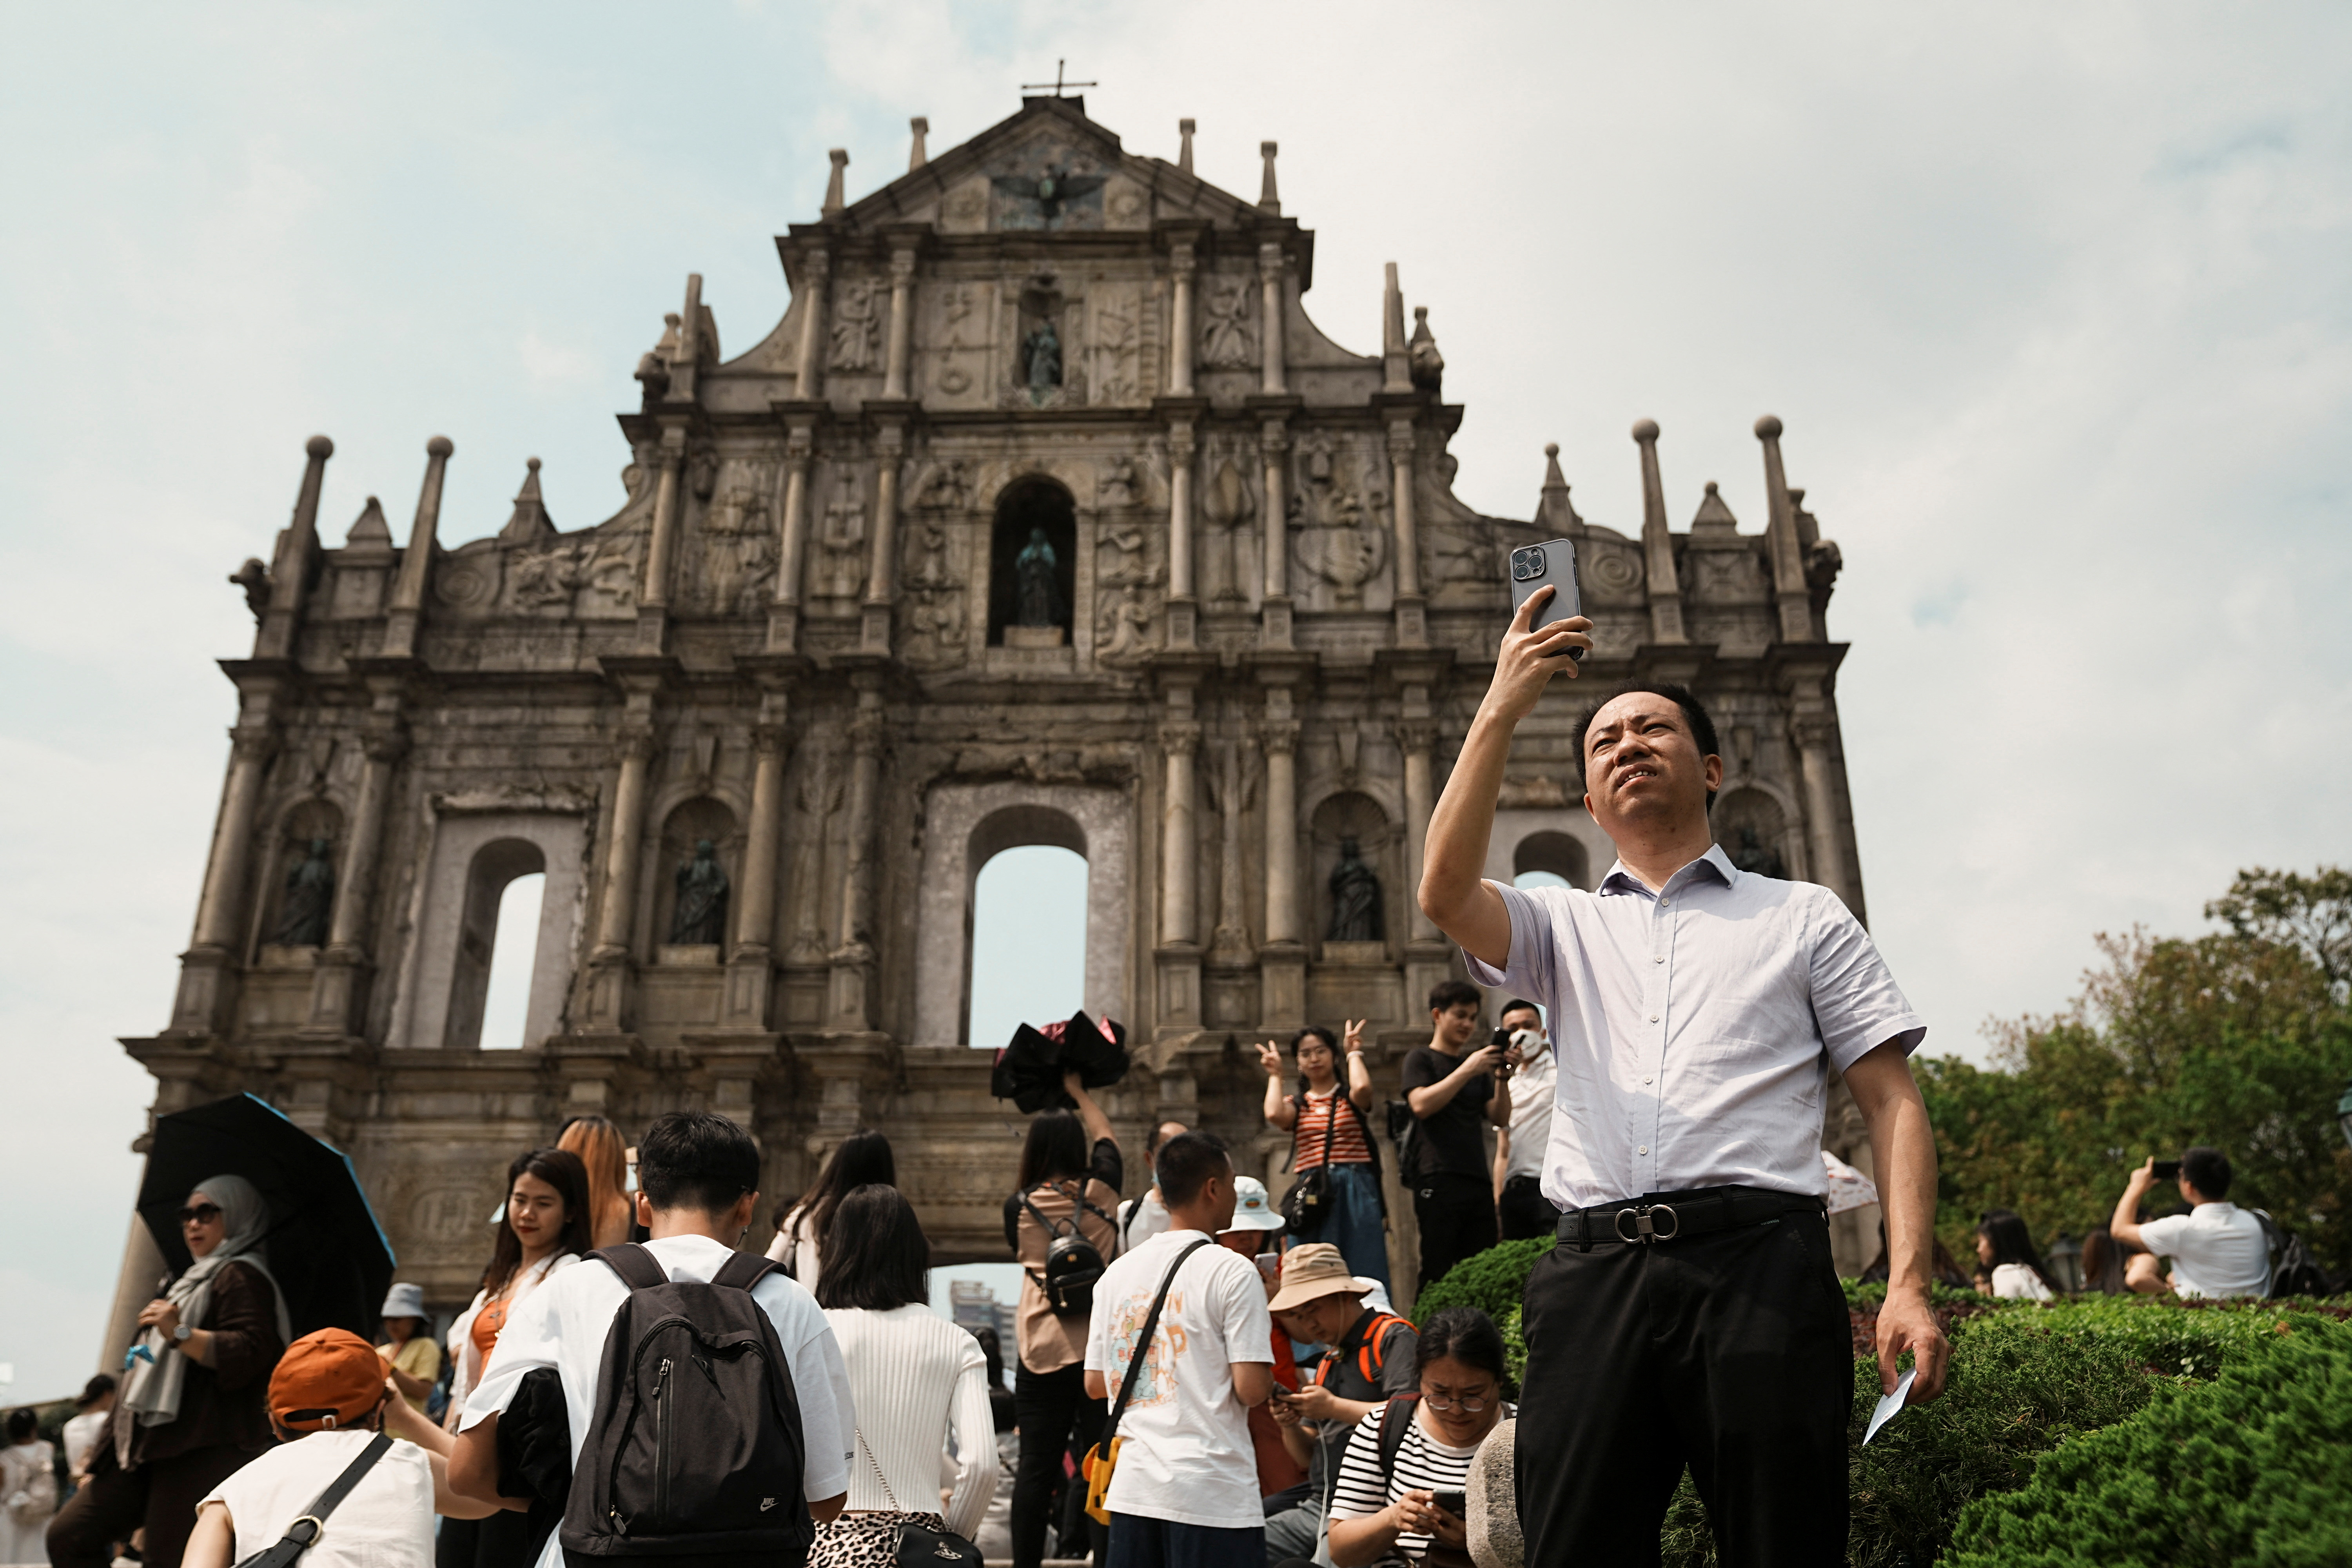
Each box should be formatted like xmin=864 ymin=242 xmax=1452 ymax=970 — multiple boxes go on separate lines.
xmin=232 ymin=1431 xmax=394 ymax=1568
xmin=1280 ymin=1094 xmax=1341 ymax=1234
xmin=856 ymin=1430 xmax=984 ymax=1568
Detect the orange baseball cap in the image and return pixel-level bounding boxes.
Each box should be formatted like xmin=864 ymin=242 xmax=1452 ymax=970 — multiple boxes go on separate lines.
xmin=269 ymin=1328 xmax=387 ymax=1432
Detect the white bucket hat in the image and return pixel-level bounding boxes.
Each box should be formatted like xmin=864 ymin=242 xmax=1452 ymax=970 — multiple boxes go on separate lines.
xmin=1222 ymin=1176 xmax=1287 ymax=1233
xmin=380 ymin=1282 xmax=428 ymax=1320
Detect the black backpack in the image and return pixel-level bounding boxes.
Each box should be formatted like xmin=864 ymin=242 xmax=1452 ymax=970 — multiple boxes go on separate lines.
xmin=2254 ymin=1209 xmax=2337 ymax=1298
xmin=1022 ymin=1191 xmax=1109 ymax=1317
xmin=560 ymin=1245 xmax=814 ymax=1568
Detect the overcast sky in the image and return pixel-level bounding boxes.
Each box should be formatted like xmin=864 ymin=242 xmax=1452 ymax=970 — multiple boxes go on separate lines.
xmin=2 ymin=2 xmax=2346 ymax=1397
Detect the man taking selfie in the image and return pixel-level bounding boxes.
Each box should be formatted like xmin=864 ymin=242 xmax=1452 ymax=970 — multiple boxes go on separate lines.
xmin=1417 ymin=590 xmax=1948 ymax=1565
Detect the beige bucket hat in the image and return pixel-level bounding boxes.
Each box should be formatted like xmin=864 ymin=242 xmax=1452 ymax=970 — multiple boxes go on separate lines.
xmin=1267 ymin=1242 xmax=1382 ymax=1313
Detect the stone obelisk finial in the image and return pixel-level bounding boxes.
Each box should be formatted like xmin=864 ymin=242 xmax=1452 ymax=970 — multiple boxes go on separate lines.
xmin=1178 ymin=118 xmax=1196 ymax=175
xmin=383 ymin=436 xmax=451 ymax=659
xmin=822 ymin=149 xmax=849 ymax=217
xmin=1382 ymin=263 xmax=1410 ymax=392
xmin=908 ymin=117 xmax=929 ymax=171
xmin=1633 ymin=419 xmax=1686 ymax=643
xmin=1258 ymin=141 xmax=1280 ymax=213
xmin=256 ymin=435 xmax=333 ymax=660
xmin=1755 ymin=414 xmax=1815 ymax=642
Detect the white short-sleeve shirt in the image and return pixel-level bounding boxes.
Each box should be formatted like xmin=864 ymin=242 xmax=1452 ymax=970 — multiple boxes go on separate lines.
xmin=201 ymin=1430 xmax=435 ymax=1568
xmin=462 ymin=1234 xmax=856 ymax=1568
xmin=1082 ymin=1229 xmax=1274 ymax=1529
xmin=1464 ymin=845 xmax=1926 ymax=1210
xmin=2137 ymin=1202 xmax=2270 ymax=1299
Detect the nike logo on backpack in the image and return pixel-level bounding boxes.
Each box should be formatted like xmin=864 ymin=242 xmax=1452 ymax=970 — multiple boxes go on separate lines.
xmin=760 ymin=1499 xmax=777 ymax=1512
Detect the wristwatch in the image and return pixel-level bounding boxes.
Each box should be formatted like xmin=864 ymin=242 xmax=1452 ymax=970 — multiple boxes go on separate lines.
xmin=172 ymin=1323 xmax=194 ymax=1343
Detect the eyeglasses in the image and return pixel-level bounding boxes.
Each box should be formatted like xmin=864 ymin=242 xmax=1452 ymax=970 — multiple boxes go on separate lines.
xmin=1421 ymin=1390 xmax=1493 ymax=1413
xmin=178 ymin=1203 xmax=222 ymax=1226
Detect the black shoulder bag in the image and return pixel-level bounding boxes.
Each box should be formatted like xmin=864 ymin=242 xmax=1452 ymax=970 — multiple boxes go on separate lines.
xmin=857 ymin=1431 xmax=984 ymax=1568
xmin=231 ymin=1432 xmax=394 ymax=1568
xmin=1279 ymin=1093 xmax=1340 ymax=1235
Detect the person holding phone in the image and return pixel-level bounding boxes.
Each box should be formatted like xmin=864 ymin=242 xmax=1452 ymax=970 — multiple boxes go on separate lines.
xmin=1400 ymin=983 xmax=1509 ymax=1294
xmin=1324 ymin=1308 xmax=1510 ymax=1568
xmin=1417 ymin=582 xmax=1945 ymax=1564
xmin=2109 ymin=1147 xmax=2269 ymax=1298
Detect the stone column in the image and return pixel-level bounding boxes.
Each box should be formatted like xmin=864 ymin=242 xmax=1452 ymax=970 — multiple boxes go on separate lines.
xmin=1386 ymin=416 xmax=1426 ymax=647
xmin=882 ymin=247 xmax=916 ymax=400
xmin=256 ymin=436 xmax=334 ymax=661
xmin=767 ymin=425 xmax=814 ymax=653
xmin=828 ymin=681 xmax=885 ymax=1029
xmin=383 ymin=436 xmax=452 ymax=660
xmin=1210 ymin=741 xmax=1251 ymax=960
xmin=638 ymin=431 xmax=687 ymax=650
xmin=1169 ymin=244 xmax=1196 ymax=397
xmin=794 ymin=249 xmax=831 ymax=399
xmin=1258 ymin=242 xmax=1286 ymax=396
xmin=581 ymin=722 xmax=656 ymax=1030
xmin=1258 ymin=686 xmax=1305 ymax=1030
xmin=1791 ymin=712 xmax=1856 ymax=910
xmin=861 ymin=426 xmax=904 ymax=653
xmin=1166 ymin=417 xmax=1197 ymax=648
xmin=1260 ymin=419 xmax=1292 ymax=649
xmin=1160 ymin=723 xmax=1200 ymax=948
xmin=305 ymin=706 xmax=407 ymax=1036
xmin=724 ymin=691 xmax=790 ymax=1029
xmin=172 ymin=698 xmax=280 ymax=1034
xmin=1398 ymin=714 xmax=1441 ymax=944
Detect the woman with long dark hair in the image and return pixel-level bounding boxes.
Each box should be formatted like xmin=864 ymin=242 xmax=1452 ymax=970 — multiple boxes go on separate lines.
xmin=1002 ymin=1072 xmax=1120 ymax=1568
xmin=1259 ymin=1020 xmax=1388 ymax=1292
xmin=437 ymin=1147 xmax=591 ymax=1568
xmin=767 ymin=1128 xmax=895 ymax=1282
xmin=809 ymin=1185 xmax=997 ymax=1568
xmin=1976 ymin=1210 xmax=2057 ymax=1299
xmin=1327 ymin=1307 xmax=1514 ymax=1568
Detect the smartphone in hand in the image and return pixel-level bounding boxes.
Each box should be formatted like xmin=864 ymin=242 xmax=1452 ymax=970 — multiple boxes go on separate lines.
xmin=2152 ymin=1159 xmax=2182 ymax=1181
xmin=1430 ymin=1490 xmax=1468 ymax=1519
xmin=1507 ymin=538 xmax=1584 ymax=656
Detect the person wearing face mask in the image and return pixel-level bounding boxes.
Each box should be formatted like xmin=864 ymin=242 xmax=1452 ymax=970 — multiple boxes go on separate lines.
xmin=47 ymin=1176 xmax=290 ymax=1568
xmin=1488 ymin=1001 xmax=1556 ymax=1243
xmin=437 ymin=1148 xmax=591 ymax=1568
xmin=1324 ymin=1309 xmax=1512 ymax=1568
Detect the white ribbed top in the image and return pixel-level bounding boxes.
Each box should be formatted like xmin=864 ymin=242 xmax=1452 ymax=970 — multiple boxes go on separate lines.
xmin=824 ymin=1304 xmax=999 ymax=1539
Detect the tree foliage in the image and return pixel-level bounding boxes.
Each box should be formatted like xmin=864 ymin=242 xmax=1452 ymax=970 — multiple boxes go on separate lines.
xmin=1919 ymin=866 xmax=2352 ymax=1273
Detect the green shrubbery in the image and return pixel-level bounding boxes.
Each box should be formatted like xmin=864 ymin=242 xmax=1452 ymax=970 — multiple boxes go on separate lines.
xmin=1412 ymin=1237 xmax=2352 ymax=1564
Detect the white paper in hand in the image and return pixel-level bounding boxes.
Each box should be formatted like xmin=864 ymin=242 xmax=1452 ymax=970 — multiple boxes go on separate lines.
xmin=1863 ymin=1367 xmax=1916 ymax=1445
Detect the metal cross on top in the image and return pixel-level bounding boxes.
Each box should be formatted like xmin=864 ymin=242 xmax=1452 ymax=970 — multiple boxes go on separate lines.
xmin=1021 ymin=60 xmax=1096 ymax=98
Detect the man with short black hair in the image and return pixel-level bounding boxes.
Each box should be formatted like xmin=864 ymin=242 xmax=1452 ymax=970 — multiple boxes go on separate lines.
xmin=1401 ymin=979 xmax=1510 ymax=1292
xmin=1491 ymin=998 xmax=1557 ymax=1241
xmin=1083 ymin=1132 xmax=1275 ymax=1568
xmin=450 ymin=1111 xmax=854 ymax=1568
xmin=1421 ymin=591 xmax=1946 ymax=1565
xmin=1119 ymin=1120 xmax=1191 ymax=1250
xmin=2111 ymin=1146 xmax=2270 ymax=1298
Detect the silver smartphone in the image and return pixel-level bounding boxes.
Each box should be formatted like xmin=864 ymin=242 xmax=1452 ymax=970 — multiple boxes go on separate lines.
xmin=1508 ymin=537 xmax=1584 ymax=658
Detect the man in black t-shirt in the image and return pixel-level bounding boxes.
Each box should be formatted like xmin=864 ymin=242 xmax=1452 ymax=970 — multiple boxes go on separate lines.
xmin=1400 ymin=979 xmax=1510 ymax=1292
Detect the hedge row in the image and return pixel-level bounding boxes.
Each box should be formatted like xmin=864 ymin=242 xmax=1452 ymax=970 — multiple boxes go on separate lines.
xmin=1412 ymin=1238 xmax=2352 ymax=1565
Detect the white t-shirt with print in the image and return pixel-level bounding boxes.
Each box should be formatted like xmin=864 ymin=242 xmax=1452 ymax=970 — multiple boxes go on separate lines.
xmin=1082 ymin=1228 xmax=1273 ymax=1529
xmin=462 ymin=1234 xmax=857 ymax=1568
xmin=201 ymin=1430 xmax=435 ymax=1568
xmin=2138 ymin=1201 xmax=2269 ymax=1299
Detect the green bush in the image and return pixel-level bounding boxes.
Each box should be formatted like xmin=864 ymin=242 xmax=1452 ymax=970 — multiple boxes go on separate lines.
xmin=1947 ymin=1313 xmax=2352 ymax=1567
xmin=1410 ymin=1235 xmax=1552 ymax=1323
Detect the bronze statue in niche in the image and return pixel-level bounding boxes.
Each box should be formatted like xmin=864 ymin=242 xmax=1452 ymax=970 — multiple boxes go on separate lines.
xmin=1327 ymin=837 xmax=1382 ymax=942
xmin=670 ymin=840 xmax=730 ymax=945
xmin=271 ymin=837 xmax=336 ymax=947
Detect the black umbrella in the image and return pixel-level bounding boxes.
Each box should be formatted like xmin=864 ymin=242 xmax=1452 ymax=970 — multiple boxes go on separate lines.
xmin=136 ymin=1094 xmax=395 ymax=1340
xmin=991 ymin=1011 xmax=1130 ymax=1112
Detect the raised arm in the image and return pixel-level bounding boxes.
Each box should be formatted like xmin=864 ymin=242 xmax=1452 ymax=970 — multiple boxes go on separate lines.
xmin=1343 ymin=1020 xmax=1376 ymax=1112
xmin=1419 ymin=591 xmax=1590 ymax=968
xmin=1258 ymin=1042 xmax=1298 ymax=1131
xmin=1066 ymin=1070 xmax=1115 ymax=1148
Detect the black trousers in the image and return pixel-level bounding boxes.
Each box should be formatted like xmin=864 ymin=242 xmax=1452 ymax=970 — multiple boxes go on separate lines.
xmin=1012 ymin=1359 xmax=1107 ymax=1568
xmin=1499 ymin=1174 xmax=1557 ymax=1241
xmin=47 ymin=1444 xmax=252 ymax=1568
xmin=1516 ymin=1201 xmax=1851 ymax=1567
xmin=1413 ymin=1171 xmax=1499 ymax=1292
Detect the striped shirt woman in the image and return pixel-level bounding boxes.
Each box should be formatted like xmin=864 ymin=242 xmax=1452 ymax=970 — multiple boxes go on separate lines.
xmin=1326 ymin=1308 xmax=1512 ymax=1568
xmin=1259 ymin=1022 xmax=1390 ymax=1293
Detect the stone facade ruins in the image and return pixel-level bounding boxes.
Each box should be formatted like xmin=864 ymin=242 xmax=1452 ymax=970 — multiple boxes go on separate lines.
xmin=109 ymin=96 xmax=1881 ymax=1349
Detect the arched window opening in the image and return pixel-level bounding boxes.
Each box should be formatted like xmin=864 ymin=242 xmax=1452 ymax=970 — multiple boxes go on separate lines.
xmin=1714 ymin=789 xmax=1792 ymax=879
xmin=446 ymin=838 xmax=547 ymax=1050
xmin=477 ymin=873 xmax=545 ymax=1050
xmin=967 ymin=844 xmax=1088 ymax=1050
xmin=989 ymin=477 xmax=1077 ymax=647
xmin=1513 ymin=830 xmax=1588 ymax=891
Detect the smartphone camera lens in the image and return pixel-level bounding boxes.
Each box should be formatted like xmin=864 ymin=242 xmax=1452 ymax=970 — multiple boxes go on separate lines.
xmin=1512 ymin=547 xmax=1546 ymax=581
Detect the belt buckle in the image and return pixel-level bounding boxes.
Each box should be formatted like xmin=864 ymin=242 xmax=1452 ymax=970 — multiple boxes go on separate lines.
xmin=1612 ymin=1201 xmax=1681 ymax=1244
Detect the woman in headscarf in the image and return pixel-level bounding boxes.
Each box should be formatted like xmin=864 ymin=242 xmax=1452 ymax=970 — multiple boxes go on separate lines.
xmin=47 ymin=1175 xmax=290 ymax=1568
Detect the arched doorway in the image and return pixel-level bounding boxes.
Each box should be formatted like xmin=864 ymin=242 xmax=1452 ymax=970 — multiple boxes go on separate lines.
xmin=1513 ymin=829 xmax=1589 ymax=891
xmin=967 ymin=842 xmax=1089 ymax=1053
xmin=989 ymin=476 xmax=1077 ymax=646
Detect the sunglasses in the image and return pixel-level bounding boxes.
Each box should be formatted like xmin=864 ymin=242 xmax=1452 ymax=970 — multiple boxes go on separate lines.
xmin=179 ymin=1203 xmax=223 ymax=1226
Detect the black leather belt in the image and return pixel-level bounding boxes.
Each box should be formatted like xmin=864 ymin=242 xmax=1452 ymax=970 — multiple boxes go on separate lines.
xmin=1553 ymin=1183 xmax=1825 ymax=1251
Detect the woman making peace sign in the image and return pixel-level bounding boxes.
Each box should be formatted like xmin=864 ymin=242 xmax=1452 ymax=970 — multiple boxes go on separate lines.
xmin=1261 ymin=1021 xmax=1390 ymax=1293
